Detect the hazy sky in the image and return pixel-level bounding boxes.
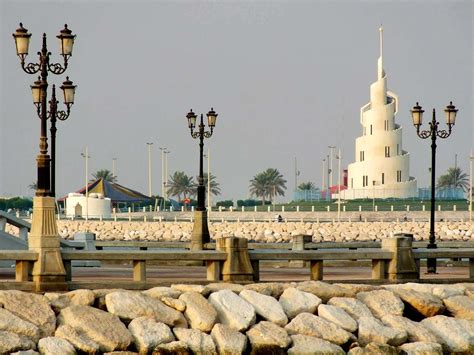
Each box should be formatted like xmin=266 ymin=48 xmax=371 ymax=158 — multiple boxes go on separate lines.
xmin=1 ymin=0 xmax=472 ymax=202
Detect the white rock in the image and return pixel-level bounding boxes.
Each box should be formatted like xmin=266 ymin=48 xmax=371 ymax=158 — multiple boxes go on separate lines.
xmin=358 ymin=316 xmax=407 ymax=346
xmin=357 ymin=290 xmax=404 ymax=319
xmin=55 ymin=324 xmax=100 ymax=353
xmin=239 ymin=290 xmax=288 ymax=326
xmin=0 ymin=307 xmax=40 ymax=342
xmin=0 ymin=290 xmax=56 ymax=338
xmin=128 ymin=317 xmax=174 ymax=354
xmin=279 ymin=287 xmax=322 ymax=319
xmin=105 ymin=291 xmax=187 ymax=327
xmin=179 ymin=292 xmax=217 ymax=332
xmin=381 ymin=314 xmax=440 ymax=344
xmin=38 ymin=337 xmax=76 ymax=355
xmin=288 ymin=334 xmax=345 ymax=354
xmin=211 ymin=323 xmax=247 ymax=355
xmin=208 ymin=290 xmax=256 ymax=331
xmin=318 ymin=304 xmax=358 ymax=332
xmin=443 ymin=295 xmax=474 ymax=320
xmin=142 ymin=287 xmax=181 ymax=299
xmin=246 ymin=321 xmax=291 ymax=351
xmin=398 ymin=342 xmax=443 ymax=355
xmin=0 ymin=330 xmax=35 ymax=354
xmin=173 ymin=327 xmax=217 ymax=355
xmin=285 ymin=312 xmax=354 ymax=345
xmin=57 ymin=305 xmax=132 ymax=352
xmin=421 ymin=315 xmax=474 ymax=353
xmin=327 ymin=297 xmax=373 ymax=321
xmin=171 ymin=284 xmax=211 ymax=297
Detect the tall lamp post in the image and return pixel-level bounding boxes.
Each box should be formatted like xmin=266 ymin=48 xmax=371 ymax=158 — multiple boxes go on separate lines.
xmin=411 ymin=101 xmax=458 ymax=273
xmin=186 ymin=108 xmax=218 ymax=250
xmin=12 ymin=23 xmax=76 ymax=291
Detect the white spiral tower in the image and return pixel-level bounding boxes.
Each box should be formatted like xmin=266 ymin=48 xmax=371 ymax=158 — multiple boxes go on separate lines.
xmin=342 ymin=27 xmax=417 ymax=199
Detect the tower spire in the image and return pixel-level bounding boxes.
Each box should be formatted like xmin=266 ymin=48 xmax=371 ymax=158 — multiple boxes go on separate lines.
xmin=378 ymin=25 xmax=384 ymax=79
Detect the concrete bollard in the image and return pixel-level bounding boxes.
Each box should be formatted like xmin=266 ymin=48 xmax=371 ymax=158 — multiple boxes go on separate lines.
xmin=73 ymin=232 xmax=100 ymax=267
xmin=291 ymin=234 xmax=312 ymax=264
xmin=216 ymin=237 xmax=253 ymax=282
xmin=381 ymin=233 xmax=418 ymax=280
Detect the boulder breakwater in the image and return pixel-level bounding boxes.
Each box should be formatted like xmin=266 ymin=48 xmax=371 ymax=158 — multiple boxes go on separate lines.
xmin=0 ymin=281 xmax=473 ymax=354
xmin=7 ymin=220 xmax=473 ymax=243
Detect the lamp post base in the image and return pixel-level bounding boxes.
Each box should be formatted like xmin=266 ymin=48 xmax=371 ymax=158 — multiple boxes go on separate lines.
xmin=29 ymin=196 xmax=67 ymax=291
xmin=190 ymin=210 xmax=211 ymax=251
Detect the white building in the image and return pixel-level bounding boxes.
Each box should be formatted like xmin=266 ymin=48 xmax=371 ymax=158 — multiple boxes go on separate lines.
xmin=65 ymin=193 xmax=111 ymax=218
xmin=342 ymin=27 xmax=417 ymax=200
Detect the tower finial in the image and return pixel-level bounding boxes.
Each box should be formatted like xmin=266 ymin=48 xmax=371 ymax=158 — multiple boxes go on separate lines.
xmin=377 ymin=25 xmax=384 ymax=79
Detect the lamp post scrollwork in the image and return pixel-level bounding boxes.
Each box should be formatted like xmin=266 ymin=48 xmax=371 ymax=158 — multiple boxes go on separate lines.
xmin=411 ymin=101 xmax=458 ymax=274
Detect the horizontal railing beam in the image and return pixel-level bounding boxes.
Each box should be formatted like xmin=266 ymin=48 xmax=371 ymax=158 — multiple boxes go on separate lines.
xmin=61 ymin=250 xmax=227 ymax=261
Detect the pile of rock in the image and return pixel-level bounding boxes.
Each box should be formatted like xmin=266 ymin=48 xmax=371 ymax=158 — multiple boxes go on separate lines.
xmin=6 ymin=220 xmax=473 ymax=243
xmin=0 ymin=281 xmax=473 ymax=354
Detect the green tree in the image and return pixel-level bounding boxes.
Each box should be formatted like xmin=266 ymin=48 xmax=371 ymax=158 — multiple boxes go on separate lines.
xmin=249 ymin=168 xmax=287 ymax=204
xmin=437 ymin=167 xmax=469 ymax=192
xmin=298 ymin=182 xmax=315 ymax=190
xmin=197 ymin=173 xmax=221 ymax=196
xmin=167 ymin=171 xmax=195 ymax=201
xmin=92 ymin=169 xmax=117 ymax=183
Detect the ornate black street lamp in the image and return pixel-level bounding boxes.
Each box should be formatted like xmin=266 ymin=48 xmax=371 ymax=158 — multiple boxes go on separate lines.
xmin=186 ymin=108 xmax=218 ymax=250
xmin=411 ymin=101 xmax=458 ymax=273
xmin=13 ymin=23 xmax=76 ymax=197
xmin=12 ymin=23 xmax=76 ymax=291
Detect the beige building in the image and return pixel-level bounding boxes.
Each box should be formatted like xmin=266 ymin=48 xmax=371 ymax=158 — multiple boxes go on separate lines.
xmin=342 ymin=27 xmax=417 ymax=200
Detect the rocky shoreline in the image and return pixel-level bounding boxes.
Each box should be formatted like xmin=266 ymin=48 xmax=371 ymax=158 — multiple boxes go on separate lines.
xmin=0 ymin=281 xmax=473 ymax=354
xmin=7 ymin=221 xmax=473 ymax=243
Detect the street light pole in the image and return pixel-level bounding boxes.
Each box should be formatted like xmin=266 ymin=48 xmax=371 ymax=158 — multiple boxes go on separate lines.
xmin=186 ymin=108 xmax=218 ymax=250
xmin=12 ymin=23 xmax=76 ymax=291
xmin=81 ymin=147 xmax=90 ymax=221
xmin=411 ymin=101 xmax=458 ymax=273
xmin=328 ymin=146 xmax=336 ymax=188
xmin=146 ymin=142 xmax=153 ymax=197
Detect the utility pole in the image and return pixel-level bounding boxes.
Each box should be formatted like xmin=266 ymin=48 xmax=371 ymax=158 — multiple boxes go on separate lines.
xmin=337 ymin=148 xmax=342 ymax=221
xmin=328 ymin=146 xmax=336 ymax=188
xmin=81 ymin=147 xmax=90 ymax=221
xmin=146 ymin=143 xmax=153 ymax=197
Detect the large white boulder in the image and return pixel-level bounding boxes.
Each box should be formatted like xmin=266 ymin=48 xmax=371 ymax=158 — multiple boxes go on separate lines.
xmin=239 ymin=290 xmax=288 ymax=326
xmin=105 ymin=291 xmax=187 ymax=327
xmin=279 ymin=287 xmax=322 ymax=319
xmin=208 ymin=290 xmax=256 ymax=331
xmin=179 ymin=292 xmax=217 ymax=332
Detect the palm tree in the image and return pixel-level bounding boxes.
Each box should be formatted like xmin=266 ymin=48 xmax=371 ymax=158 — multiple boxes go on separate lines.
xmin=92 ymin=169 xmax=117 ymax=183
xmin=437 ymin=167 xmax=469 ymax=191
xmin=198 ymin=173 xmax=221 ymax=196
xmin=298 ymin=182 xmax=315 ymax=191
xmin=249 ymin=168 xmax=287 ymax=204
xmin=167 ymin=171 xmax=195 ymax=201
